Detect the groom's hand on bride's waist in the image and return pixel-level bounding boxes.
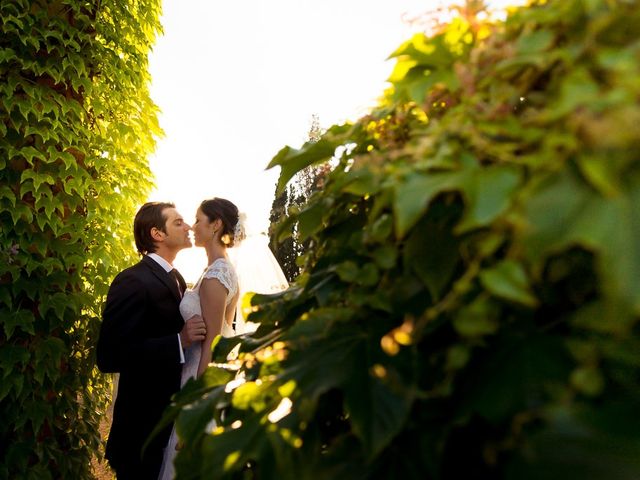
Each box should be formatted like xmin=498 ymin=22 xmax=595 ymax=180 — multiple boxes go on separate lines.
xmin=180 ymin=315 xmax=206 ymax=348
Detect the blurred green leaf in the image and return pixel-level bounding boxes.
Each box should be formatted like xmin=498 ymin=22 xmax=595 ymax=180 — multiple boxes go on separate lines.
xmin=453 ymin=297 xmax=499 ymax=337
xmin=459 ymin=334 xmax=571 ymax=423
xmin=508 ymin=407 xmax=640 ymax=480
xmin=344 ymin=343 xmax=413 ymax=459
xmin=480 ymin=260 xmax=538 ymax=307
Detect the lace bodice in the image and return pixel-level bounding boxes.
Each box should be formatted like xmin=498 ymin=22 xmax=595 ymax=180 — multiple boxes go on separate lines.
xmin=178 ymin=258 xmax=238 ymax=385
xmin=179 ymin=258 xmax=238 ymax=325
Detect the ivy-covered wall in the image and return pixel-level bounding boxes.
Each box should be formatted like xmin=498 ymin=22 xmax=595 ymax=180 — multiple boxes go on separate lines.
xmin=0 ymin=1 xmax=161 ymax=477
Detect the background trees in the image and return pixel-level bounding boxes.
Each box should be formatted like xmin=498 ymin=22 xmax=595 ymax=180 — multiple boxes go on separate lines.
xmin=268 ymin=114 xmax=328 ymax=282
xmin=166 ymin=0 xmax=640 ymax=478
xmin=0 ymin=1 xmax=161 ymax=477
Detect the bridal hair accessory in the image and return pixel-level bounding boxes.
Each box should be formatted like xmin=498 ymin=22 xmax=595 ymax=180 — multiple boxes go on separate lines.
xmin=234 ymin=212 xmax=247 ymax=244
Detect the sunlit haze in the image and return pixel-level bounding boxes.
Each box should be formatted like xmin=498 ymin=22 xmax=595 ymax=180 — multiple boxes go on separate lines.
xmin=147 ymin=0 xmax=526 ymax=282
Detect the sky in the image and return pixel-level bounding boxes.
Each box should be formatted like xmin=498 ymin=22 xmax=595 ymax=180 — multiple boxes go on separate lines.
xmin=146 ymin=0 xmax=525 ymax=282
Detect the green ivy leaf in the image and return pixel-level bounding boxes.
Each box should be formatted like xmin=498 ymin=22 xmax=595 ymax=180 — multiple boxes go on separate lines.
xmin=458 ymin=334 xmax=570 ymax=423
xmin=523 ymin=169 xmax=640 ymax=317
xmin=268 ymin=124 xmax=351 ymax=194
xmin=516 ymin=30 xmax=555 ymax=54
xmin=342 ymin=167 xmax=380 ymax=196
xmin=343 ymin=343 xmax=413 ymax=459
xmin=393 ymin=170 xmax=464 ymax=238
xmin=405 ymin=205 xmax=461 ymax=300
xmin=453 ymin=297 xmax=500 ymax=337
xmin=480 ymin=260 xmax=538 ymax=308
xmin=297 ymin=201 xmax=324 ymax=242
xmin=4 ymin=309 xmax=35 ymax=339
xmin=455 ymin=165 xmax=521 ymax=233
xmin=335 ymin=260 xmax=359 ymax=283
xmin=508 ymin=407 xmax=640 ymax=480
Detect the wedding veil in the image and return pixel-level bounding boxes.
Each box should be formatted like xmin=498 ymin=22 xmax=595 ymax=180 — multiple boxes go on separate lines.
xmin=227 ymin=233 xmax=289 ymax=334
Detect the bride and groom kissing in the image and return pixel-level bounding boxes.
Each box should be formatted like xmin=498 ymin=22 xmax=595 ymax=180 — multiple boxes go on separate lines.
xmin=97 ymin=198 xmax=246 ymax=479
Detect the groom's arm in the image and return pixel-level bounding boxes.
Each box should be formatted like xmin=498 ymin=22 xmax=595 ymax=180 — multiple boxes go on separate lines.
xmin=97 ymin=271 xmax=182 ymax=372
xmin=97 ymin=271 xmax=145 ymax=372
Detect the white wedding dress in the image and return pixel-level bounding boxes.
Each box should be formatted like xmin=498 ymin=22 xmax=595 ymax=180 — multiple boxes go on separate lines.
xmin=158 ymin=258 xmax=238 ymax=480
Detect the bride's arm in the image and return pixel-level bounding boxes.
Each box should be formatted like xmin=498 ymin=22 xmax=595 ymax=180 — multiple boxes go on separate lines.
xmin=197 ymin=278 xmax=227 ymax=377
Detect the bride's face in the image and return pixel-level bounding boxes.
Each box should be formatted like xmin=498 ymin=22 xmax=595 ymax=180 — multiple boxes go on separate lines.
xmin=192 ymin=208 xmax=213 ymax=247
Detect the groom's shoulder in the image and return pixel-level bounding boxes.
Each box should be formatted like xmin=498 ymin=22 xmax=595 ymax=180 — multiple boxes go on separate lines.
xmin=112 ymin=258 xmax=152 ymax=283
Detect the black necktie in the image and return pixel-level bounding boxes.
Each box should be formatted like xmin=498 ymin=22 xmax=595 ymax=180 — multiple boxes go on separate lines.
xmin=169 ymin=269 xmax=184 ymax=297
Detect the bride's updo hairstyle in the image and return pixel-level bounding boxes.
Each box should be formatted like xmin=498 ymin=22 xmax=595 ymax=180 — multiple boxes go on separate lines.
xmin=200 ymin=197 xmax=246 ymax=247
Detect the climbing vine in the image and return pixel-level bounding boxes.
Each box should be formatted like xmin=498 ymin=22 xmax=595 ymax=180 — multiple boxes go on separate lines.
xmin=0 ymin=0 xmax=161 ymax=477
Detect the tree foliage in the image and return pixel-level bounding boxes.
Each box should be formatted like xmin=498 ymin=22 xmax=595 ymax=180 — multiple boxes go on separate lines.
xmin=0 ymin=0 xmax=161 ymax=477
xmin=166 ymin=0 xmax=640 ymax=478
xmin=269 ymin=114 xmax=329 ymax=282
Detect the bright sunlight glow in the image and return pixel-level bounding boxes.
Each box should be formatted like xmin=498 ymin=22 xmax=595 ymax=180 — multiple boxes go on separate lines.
xmin=147 ymin=0 xmax=527 ymax=282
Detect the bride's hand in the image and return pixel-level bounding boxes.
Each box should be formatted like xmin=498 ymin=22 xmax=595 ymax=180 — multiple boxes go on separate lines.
xmin=180 ymin=315 xmax=206 ymax=348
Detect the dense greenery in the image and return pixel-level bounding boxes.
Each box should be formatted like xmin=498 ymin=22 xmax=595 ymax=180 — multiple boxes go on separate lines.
xmin=169 ymin=0 xmax=639 ymax=478
xmin=269 ymin=114 xmax=327 ymax=282
xmin=0 ymin=1 xmax=161 ymax=477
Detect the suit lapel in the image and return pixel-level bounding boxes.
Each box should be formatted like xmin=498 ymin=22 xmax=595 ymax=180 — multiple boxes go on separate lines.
xmin=141 ymin=256 xmax=182 ymax=302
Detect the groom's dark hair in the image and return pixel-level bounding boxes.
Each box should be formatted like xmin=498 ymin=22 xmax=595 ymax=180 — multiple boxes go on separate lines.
xmin=134 ymin=202 xmax=175 ymax=255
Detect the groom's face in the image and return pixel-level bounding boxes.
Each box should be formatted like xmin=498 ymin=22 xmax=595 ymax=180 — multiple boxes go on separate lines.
xmin=161 ymin=207 xmax=192 ymax=252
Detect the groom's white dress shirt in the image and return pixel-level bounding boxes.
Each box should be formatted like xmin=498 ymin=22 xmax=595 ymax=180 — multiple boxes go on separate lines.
xmin=147 ymin=253 xmax=185 ymax=364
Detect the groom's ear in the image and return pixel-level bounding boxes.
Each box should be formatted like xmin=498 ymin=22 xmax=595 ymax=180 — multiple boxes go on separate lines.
xmin=150 ymin=227 xmax=165 ymax=242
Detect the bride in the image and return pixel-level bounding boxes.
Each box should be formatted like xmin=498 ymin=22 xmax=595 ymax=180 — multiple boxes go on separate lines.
xmin=158 ymin=197 xmax=241 ymax=480
xmin=158 ymin=197 xmax=287 ymax=480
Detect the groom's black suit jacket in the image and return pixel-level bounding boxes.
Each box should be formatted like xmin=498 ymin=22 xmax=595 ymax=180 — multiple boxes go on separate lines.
xmin=97 ymin=255 xmax=187 ymax=478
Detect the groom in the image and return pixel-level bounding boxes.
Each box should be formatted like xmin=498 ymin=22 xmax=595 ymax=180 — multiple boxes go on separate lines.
xmin=97 ymin=202 xmax=206 ymax=479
